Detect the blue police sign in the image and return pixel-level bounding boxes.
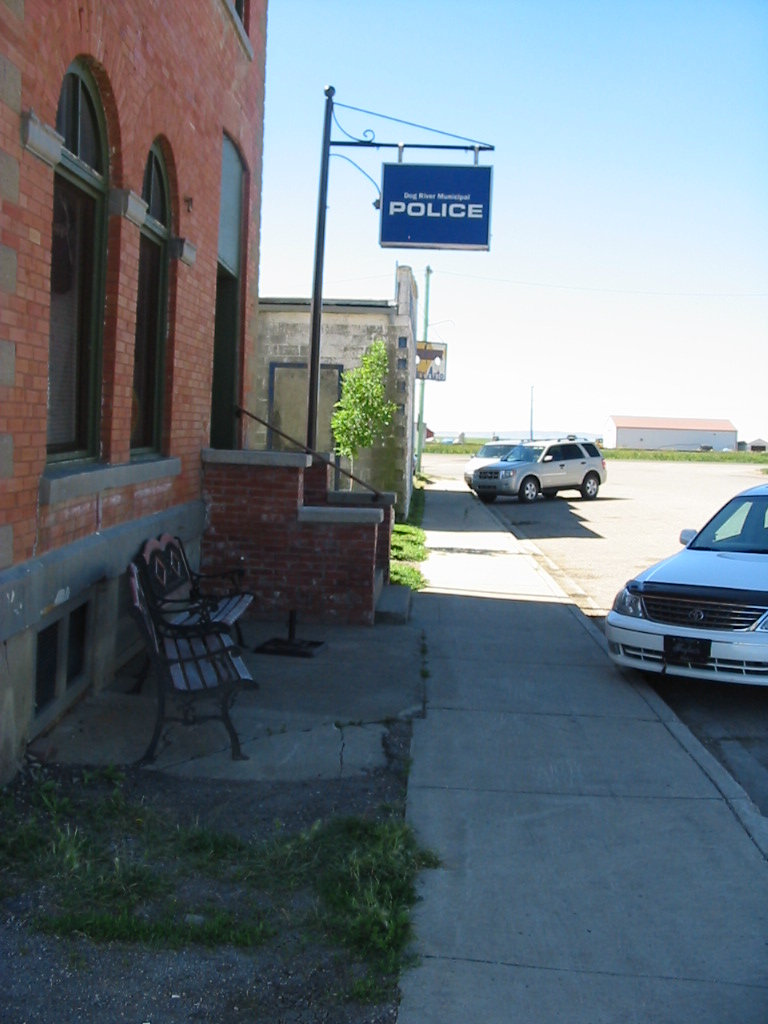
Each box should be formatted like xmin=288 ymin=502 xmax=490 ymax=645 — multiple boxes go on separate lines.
xmin=380 ymin=164 xmax=492 ymax=250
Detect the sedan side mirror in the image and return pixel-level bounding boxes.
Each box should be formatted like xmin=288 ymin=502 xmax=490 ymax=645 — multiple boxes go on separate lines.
xmin=679 ymin=529 xmax=697 ymax=546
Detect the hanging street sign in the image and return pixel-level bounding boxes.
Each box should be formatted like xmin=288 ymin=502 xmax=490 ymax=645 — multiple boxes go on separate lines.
xmin=416 ymin=341 xmax=447 ymax=381
xmin=380 ymin=164 xmax=492 ymax=251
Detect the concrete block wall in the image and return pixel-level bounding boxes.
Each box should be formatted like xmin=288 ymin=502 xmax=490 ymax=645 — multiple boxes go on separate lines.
xmin=255 ymin=266 xmax=420 ymax=519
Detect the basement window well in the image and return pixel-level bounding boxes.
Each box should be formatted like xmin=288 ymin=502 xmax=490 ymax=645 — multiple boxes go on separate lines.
xmin=34 ymin=595 xmax=92 ymax=734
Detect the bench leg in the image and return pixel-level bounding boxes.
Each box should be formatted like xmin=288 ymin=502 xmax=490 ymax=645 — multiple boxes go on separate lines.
xmin=136 ymin=686 xmax=167 ymax=766
xmin=130 ymin=654 xmax=151 ymax=694
xmin=221 ymin=691 xmax=249 ymax=761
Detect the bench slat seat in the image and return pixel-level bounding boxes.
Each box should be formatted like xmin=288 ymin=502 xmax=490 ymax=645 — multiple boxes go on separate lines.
xmin=128 ymin=563 xmax=257 ymax=764
xmin=163 ymin=632 xmax=250 ymax=692
xmin=165 ymin=593 xmax=253 ymax=634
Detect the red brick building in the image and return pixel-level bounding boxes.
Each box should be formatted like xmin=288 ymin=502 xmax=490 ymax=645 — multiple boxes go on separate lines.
xmin=0 ymin=0 xmax=268 ymax=779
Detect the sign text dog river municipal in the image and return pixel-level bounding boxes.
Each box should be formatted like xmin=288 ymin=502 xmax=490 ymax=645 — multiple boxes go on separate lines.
xmin=379 ymin=163 xmax=492 ymax=250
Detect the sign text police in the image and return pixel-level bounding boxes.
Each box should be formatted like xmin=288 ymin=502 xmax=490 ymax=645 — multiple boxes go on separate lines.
xmin=380 ymin=164 xmax=492 ymax=251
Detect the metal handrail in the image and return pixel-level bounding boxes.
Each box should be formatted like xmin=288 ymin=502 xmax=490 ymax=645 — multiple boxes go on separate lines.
xmin=233 ymin=405 xmax=381 ymax=500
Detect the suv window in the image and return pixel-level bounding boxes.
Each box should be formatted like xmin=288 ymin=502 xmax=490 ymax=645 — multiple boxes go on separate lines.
xmin=506 ymin=445 xmax=542 ymax=463
xmin=561 ymin=443 xmax=584 ymax=460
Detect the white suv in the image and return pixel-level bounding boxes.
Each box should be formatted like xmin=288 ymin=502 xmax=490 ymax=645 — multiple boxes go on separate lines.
xmin=472 ymin=437 xmax=606 ymax=503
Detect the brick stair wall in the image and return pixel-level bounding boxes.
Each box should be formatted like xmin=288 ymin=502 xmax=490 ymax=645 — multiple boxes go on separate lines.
xmin=200 ymin=450 xmax=394 ymax=626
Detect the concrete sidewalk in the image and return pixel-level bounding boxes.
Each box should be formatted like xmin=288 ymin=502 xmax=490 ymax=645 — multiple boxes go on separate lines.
xmin=32 ymin=474 xmax=768 ymax=1022
xmin=399 ymin=477 xmax=768 ymax=1023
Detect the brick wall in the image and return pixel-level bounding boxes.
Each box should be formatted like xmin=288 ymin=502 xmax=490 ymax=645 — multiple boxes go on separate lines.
xmin=201 ymin=453 xmax=390 ymax=626
xmin=0 ymin=0 xmax=267 ymax=566
xmin=0 ymin=0 xmax=267 ymax=782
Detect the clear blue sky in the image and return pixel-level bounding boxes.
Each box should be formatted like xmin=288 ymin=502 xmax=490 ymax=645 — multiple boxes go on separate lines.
xmin=258 ymin=0 xmax=768 ymax=441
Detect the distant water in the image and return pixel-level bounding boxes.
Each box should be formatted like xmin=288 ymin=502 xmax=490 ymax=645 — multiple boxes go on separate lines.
xmin=431 ymin=429 xmax=600 ymax=442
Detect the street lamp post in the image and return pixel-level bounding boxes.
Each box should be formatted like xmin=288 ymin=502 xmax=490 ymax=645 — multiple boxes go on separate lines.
xmin=415 ymin=266 xmax=432 ymax=473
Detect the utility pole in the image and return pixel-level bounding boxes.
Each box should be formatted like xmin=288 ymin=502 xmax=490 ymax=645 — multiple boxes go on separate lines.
xmin=415 ymin=265 xmax=432 ymax=473
xmin=530 ymin=385 xmax=534 ymax=440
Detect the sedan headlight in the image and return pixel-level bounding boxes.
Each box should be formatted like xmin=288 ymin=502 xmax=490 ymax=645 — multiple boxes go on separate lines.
xmin=611 ymin=586 xmax=645 ymax=619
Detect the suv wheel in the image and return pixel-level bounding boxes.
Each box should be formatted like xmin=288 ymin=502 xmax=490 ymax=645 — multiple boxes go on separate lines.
xmin=518 ymin=476 xmax=539 ymax=503
xmin=580 ymin=472 xmax=600 ymax=500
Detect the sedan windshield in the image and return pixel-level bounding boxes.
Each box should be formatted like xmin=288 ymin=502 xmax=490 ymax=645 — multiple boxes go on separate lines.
xmin=476 ymin=444 xmax=514 ymax=458
xmin=689 ymin=495 xmax=768 ymax=554
xmin=504 ymin=445 xmax=543 ymax=463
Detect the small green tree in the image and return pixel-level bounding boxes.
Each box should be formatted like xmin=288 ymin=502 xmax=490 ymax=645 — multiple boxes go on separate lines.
xmin=332 ymin=339 xmax=397 ymax=483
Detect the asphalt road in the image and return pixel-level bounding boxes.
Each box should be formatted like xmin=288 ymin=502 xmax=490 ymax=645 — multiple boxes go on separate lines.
xmin=422 ymin=453 xmax=768 ymax=816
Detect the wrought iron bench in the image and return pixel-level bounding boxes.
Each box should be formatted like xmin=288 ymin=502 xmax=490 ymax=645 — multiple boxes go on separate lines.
xmin=128 ymin=562 xmax=257 ymax=765
xmin=135 ymin=533 xmax=253 ymax=644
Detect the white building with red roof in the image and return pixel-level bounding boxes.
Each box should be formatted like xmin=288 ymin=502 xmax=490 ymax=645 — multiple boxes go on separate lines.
xmin=603 ymin=416 xmax=738 ymax=451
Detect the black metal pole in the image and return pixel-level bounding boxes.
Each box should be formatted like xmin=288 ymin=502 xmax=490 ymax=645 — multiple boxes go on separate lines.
xmin=307 ymin=85 xmax=335 ymax=450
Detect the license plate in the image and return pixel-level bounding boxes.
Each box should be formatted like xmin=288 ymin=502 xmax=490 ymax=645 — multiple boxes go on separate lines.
xmin=664 ymin=635 xmax=711 ymax=665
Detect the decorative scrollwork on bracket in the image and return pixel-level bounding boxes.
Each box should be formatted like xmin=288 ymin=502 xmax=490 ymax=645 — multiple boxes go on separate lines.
xmin=332 ymin=108 xmax=377 ymax=146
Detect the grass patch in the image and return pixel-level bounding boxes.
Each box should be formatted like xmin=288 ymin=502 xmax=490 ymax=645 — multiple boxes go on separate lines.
xmin=389 ymin=476 xmax=428 ymax=590
xmin=421 ymin=440 xmax=486 ymax=455
xmin=1 ymin=769 xmax=438 ymax=996
xmin=422 ymin=444 xmax=768 ymax=465
xmin=391 ymin=524 xmax=426 ymax=563
xmin=605 ymin=448 xmax=768 ymax=464
xmin=389 ymin=562 xmax=427 ymax=590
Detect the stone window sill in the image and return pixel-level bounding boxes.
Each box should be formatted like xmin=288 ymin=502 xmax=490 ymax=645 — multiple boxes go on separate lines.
xmin=40 ymin=457 xmax=181 ymax=506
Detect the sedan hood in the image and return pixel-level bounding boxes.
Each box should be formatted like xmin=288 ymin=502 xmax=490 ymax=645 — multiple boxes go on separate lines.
xmin=632 ymin=547 xmax=768 ymax=596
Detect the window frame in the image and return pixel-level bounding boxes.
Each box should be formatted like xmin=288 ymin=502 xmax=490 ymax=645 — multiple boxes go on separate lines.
xmin=46 ymin=64 xmax=109 ymax=465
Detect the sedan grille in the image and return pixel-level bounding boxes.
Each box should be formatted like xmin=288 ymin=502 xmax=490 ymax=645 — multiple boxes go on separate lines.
xmin=613 ymin=642 xmax=768 ymax=680
xmin=642 ymin=594 xmax=768 ymax=631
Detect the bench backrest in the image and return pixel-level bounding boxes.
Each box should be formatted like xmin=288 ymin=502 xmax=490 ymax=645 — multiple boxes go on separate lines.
xmin=128 ymin=562 xmax=162 ymax=655
xmin=137 ymin=533 xmax=193 ymax=605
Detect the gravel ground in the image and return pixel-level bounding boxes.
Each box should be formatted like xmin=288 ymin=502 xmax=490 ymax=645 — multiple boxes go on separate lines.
xmin=0 ymin=722 xmax=413 ymax=1024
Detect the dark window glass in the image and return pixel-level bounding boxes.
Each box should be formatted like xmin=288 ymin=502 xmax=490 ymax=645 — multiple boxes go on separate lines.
xmin=143 ymin=151 xmax=168 ymax=227
xmin=132 ymin=234 xmax=163 ymax=449
xmin=55 ymin=72 xmax=103 ymax=175
xmin=132 ymin=147 xmax=169 ymax=453
xmin=55 ymin=74 xmax=77 ymax=150
xmin=35 ymin=622 xmax=59 ymax=714
xmin=47 ymin=177 xmax=97 ymax=454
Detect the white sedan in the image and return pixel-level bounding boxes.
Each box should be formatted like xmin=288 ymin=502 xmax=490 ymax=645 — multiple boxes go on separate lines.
xmin=606 ymin=484 xmax=768 ymax=686
xmin=463 ymin=442 xmax=518 ymax=489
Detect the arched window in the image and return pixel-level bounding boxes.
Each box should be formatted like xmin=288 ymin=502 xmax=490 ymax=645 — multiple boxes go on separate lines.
xmin=47 ymin=65 xmax=108 ymax=461
xmin=131 ymin=145 xmax=170 ymax=453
